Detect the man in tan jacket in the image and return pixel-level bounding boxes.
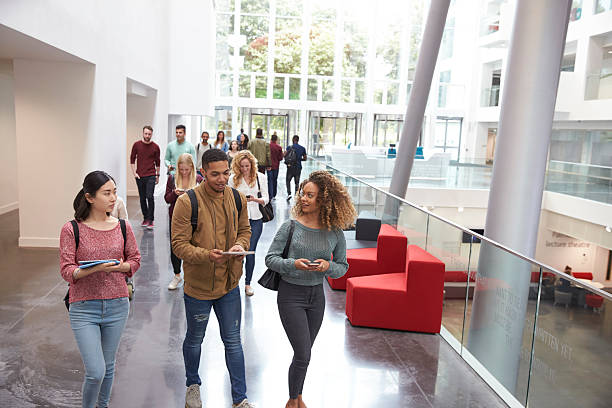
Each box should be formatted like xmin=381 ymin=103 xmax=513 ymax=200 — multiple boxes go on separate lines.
xmin=247 ymin=127 xmax=271 ymax=174
xmin=171 ymin=149 xmax=254 ymax=408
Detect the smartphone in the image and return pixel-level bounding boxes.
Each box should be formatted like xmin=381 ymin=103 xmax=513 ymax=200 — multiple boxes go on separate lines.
xmin=221 ymin=251 xmax=256 ymax=255
xmin=246 ymin=195 xmax=253 ymax=199
xmin=308 ymin=262 xmax=321 ymax=266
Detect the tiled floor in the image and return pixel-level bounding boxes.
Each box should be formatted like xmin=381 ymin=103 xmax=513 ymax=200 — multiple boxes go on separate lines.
xmin=0 ymin=193 xmax=507 ymax=407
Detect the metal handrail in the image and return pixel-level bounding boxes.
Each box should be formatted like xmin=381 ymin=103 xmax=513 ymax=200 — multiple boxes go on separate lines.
xmin=309 ymin=157 xmax=612 ymax=301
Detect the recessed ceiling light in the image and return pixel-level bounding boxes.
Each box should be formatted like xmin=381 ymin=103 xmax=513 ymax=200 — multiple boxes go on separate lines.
xmin=458 ymin=207 xmax=464 ymax=212
xmin=608 ymin=50 xmax=612 ymax=54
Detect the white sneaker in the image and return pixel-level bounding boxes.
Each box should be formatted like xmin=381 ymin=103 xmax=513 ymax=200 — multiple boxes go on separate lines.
xmin=232 ymin=399 xmax=255 ymax=408
xmin=168 ymin=275 xmax=182 ymax=290
xmin=185 ymin=384 xmax=202 ymax=408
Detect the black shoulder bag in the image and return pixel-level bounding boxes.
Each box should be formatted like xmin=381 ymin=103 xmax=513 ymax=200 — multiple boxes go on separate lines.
xmin=63 ymin=219 xmax=128 ymax=310
xmin=256 ymin=176 xmax=274 ymax=223
xmin=258 ymin=220 xmax=294 ymax=291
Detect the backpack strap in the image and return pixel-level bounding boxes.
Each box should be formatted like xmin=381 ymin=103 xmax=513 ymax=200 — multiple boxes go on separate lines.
xmin=187 ymin=189 xmax=198 ymax=234
xmin=186 ymin=187 xmax=242 ymax=235
xmin=119 ymin=219 xmax=127 ymax=255
xmin=70 ymin=220 xmax=79 ymax=249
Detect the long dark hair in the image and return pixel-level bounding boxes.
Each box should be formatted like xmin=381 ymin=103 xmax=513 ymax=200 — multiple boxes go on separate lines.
xmin=73 ymin=171 xmax=115 ymax=221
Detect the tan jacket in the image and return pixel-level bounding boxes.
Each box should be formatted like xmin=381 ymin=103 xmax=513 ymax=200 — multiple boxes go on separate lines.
xmin=248 ymin=138 xmax=271 ymax=167
xmin=171 ymin=183 xmax=251 ymax=300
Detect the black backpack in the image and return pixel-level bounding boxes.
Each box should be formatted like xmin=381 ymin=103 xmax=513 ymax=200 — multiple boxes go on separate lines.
xmin=63 ymin=219 xmax=128 ymax=310
xmin=186 ymin=187 xmax=242 ymax=233
xmin=284 ymin=146 xmax=298 ymax=166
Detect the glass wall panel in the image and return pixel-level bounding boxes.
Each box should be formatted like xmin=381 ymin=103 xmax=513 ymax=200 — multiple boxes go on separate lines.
xmin=216 ymin=14 xmax=235 ymax=70
xmin=595 ymin=0 xmax=612 ymax=13
xmin=309 ymin=19 xmax=335 ymax=76
xmin=239 ymin=74 xmax=251 ymax=97
xmin=355 ymin=81 xmax=365 ymax=103
xmin=374 ymin=8 xmax=402 ymax=81
xmin=219 ymin=73 xmax=233 ymax=97
xmin=343 ymin=19 xmax=368 ymax=78
xmin=341 ymin=80 xmax=351 ymax=102
xmin=255 ymin=76 xmax=267 ymax=98
xmin=241 ymin=0 xmax=269 ymax=14
xmin=289 ymin=78 xmax=300 ymax=100
xmin=322 ymin=79 xmax=334 ymax=101
xmin=387 ymin=82 xmax=399 ymax=105
xmin=373 ymin=83 xmax=384 ymax=104
xmin=276 ymin=0 xmax=302 ymax=16
xmin=307 ymin=78 xmax=318 ymax=101
xmin=275 ymin=17 xmax=302 ymax=74
xmin=241 ymin=15 xmax=269 ymax=72
xmin=273 ymin=77 xmax=285 ymax=99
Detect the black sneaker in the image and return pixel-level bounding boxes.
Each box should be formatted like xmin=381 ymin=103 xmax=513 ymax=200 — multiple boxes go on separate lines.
xmin=286 ymin=195 xmax=292 ymax=202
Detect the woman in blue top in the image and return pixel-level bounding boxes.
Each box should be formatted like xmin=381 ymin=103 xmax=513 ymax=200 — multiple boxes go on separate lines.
xmin=265 ymin=170 xmax=356 ymax=408
xmin=213 ymin=130 xmax=229 ymax=152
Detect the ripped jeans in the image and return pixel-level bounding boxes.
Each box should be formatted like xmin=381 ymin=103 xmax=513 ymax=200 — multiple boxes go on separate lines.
xmin=183 ymin=288 xmax=247 ymax=404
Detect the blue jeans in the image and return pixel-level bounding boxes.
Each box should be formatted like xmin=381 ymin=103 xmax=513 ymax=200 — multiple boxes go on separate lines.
xmin=69 ymin=297 xmax=130 ymax=408
xmin=183 ymin=289 xmax=247 ymax=404
xmin=267 ymin=168 xmax=279 ymax=199
xmin=245 ymin=218 xmax=263 ymax=285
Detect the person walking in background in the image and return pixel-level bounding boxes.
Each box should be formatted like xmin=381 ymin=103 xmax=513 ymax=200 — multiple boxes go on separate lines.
xmin=171 ymin=149 xmax=253 ymax=408
xmin=268 ymin=134 xmax=283 ymax=200
xmin=239 ymin=134 xmax=249 ymax=151
xmin=228 ymin=140 xmax=240 ymax=166
xmin=165 ymin=125 xmax=196 ymax=175
xmin=248 ymin=128 xmax=270 ymax=174
xmin=165 ymin=153 xmax=203 ymax=290
xmin=60 ymin=171 xmax=141 ymax=408
xmin=284 ymin=135 xmax=307 ymax=202
xmin=213 ymin=130 xmax=229 ymax=152
xmin=195 ymin=131 xmax=211 ymax=177
xmin=111 ymin=195 xmax=128 ymax=220
xmin=265 ymin=170 xmax=355 ymax=408
xmin=229 ymin=151 xmax=269 ymax=297
xmin=130 ymin=125 xmax=160 ymax=228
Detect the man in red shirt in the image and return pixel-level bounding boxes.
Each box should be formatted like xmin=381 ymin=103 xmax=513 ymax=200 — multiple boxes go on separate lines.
xmin=130 ymin=125 xmax=161 ymax=228
xmin=267 ymin=134 xmax=284 ymax=200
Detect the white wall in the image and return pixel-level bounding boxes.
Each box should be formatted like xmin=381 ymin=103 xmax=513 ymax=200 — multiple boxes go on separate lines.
xmin=0 ymin=59 xmax=18 ymax=214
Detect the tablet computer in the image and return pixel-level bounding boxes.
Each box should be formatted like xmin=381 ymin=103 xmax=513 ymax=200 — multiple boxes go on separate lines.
xmin=221 ymin=251 xmax=256 ymax=255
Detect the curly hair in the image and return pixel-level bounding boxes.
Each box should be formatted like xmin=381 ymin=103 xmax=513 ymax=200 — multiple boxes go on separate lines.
xmin=230 ymin=150 xmax=258 ymax=187
xmin=292 ymin=170 xmax=357 ymax=231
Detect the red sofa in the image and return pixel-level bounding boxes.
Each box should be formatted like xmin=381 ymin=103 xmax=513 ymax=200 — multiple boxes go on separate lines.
xmin=328 ymin=224 xmax=407 ymax=290
xmin=345 ymin=245 xmax=445 ymax=333
xmin=572 ymin=272 xmax=593 ymax=280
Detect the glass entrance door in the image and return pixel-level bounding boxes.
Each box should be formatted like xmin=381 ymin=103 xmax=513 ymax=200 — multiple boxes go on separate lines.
xmin=434 ymin=116 xmax=463 ymax=162
xmin=250 ymin=114 xmax=288 ymax=140
xmin=308 ymin=111 xmax=361 ymax=156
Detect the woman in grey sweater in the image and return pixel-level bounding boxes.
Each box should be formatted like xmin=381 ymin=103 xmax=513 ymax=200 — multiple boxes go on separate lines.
xmin=265 ymin=170 xmax=356 ymax=408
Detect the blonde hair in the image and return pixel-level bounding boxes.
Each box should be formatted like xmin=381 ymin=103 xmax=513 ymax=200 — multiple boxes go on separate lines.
xmin=175 ymin=153 xmax=197 ymax=190
xmin=292 ymin=170 xmax=357 ymax=230
xmin=231 ymin=151 xmax=258 ymax=187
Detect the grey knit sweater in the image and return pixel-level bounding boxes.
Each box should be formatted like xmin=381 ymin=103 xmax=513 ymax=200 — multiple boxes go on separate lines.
xmin=265 ymin=219 xmax=348 ymax=286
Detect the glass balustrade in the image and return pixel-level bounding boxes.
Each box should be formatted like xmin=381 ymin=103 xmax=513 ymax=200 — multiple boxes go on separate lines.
xmin=302 ymin=158 xmax=612 ymax=408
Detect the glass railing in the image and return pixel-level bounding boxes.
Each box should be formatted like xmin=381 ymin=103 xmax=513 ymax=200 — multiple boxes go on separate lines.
xmin=546 ymin=160 xmax=612 ymax=204
xmin=481 ymin=85 xmax=501 ymax=107
xmin=303 ymin=158 xmax=612 ymax=408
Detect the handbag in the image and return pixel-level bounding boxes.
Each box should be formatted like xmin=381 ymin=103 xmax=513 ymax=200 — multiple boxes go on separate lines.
xmin=258 ymin=220 xmax=294 ymax=291
xmin=256 ymin=176 xmax=274 ymax=223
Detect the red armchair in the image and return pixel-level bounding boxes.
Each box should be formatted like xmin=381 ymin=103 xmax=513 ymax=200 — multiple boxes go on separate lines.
xmin=585 ymin=294 xmax=604 ymax=312
xmin=345 ymin=245 xmax=445 ymax=333
xmin=327 ymin=224 xmax=407 ymax=290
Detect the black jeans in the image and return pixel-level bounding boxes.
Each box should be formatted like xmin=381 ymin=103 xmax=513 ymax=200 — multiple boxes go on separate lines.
xmin=277 ymin=279 xmax=325 ymax=399
xmin=136 ymin=175 xmax=156 ymax=221
xmin=267 ymin=168 xmax=279 ymax=199
xmin=286 ymin=166 xmax=301 ymax=195
xmin=169 ymin=219 xmax=181 ymax=276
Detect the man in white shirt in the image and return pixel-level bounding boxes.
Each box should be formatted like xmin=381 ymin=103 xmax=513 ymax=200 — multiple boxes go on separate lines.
xmin=195 ymin=131 xmax=211 ymax=177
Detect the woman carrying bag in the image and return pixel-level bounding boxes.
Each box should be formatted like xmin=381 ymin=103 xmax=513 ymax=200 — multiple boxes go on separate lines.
xmin=59 ymin=171 xmax=141 ymax=408
xmin=229 ymin=150 xmax=269 ymax=297
xmin=265 ymin=170 xmax=356 ymax=408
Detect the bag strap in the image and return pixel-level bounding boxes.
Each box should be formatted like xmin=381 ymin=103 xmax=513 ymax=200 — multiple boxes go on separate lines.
xmin=256 ymin=175 xmax=262 ymax=198
xmin=119 ymin=218 xmax=127 ymax=255
xmin=282 ymin=220 xmax=295 ymax=259
xmin=70 ymin=220 xmax=79 ymax=249
xmin=187 ymin=187 xmax=243 ymax=234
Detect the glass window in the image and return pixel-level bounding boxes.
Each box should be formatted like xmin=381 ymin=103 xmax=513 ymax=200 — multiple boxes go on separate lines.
xmin=241 ymin=0 xmax=269 ymax=15
xmin=216 ymin=14 xmax=235 ymax=70
xmin=307 ymin=78 xmax=318 ymax=101
xmin=440 ymin=15 xmax=454 ymax=60
xmin=374 ymin=9 xmax=402 ymax=80
xmin=341 ymin=80 xmax=351 ymax=102
xmin=595 ymin=0 xmax=612 ymax=14
xmin=255 ymin=76 xmax=267 ymax=98
xmin=355 ymin=81 xmax=365 ymax=103
xmin=276 ymin=0 xmax=302 ymax=17
xmin=570 ymin=0 xmax=582 ymax=21
xmin=275 ymin=17 xmax=302 ymax=74
xmin=387 ymin=82 xmax=399 ymax=105
xmin=241 ymin=15 xmax=269 ymax=72
xmin=322 ymin=79 xmax=334 ymax=101
xmin=343 ymin=20 xmax=368 ymax=78
xmin=289 ymin=78 xmax=301 ymax=100
xmin=216 ymin=0 xmax=235 ymax=12
xmin=239 ymin=75 xmax=251 ymax=97
xmin=309 ymin=19 xmax=335 ymax=76
xmin=273 ymin=77 xmax=285 ymax=99
xmin=373 ymin=83 xmax=384 ymax=104
xmin=219 ymin=74 xmax=233 ymax=97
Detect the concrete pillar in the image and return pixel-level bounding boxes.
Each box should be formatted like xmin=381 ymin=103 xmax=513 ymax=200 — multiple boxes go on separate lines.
xmin=385 ymin=0 xmax=451 ymax=221
xmin=467 ymin=0 xmax=571 ymax=396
